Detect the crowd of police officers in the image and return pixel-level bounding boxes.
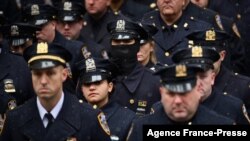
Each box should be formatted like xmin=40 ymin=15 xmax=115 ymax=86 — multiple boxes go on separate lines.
xmin=1 ymin=0 xmax=250 ymax=140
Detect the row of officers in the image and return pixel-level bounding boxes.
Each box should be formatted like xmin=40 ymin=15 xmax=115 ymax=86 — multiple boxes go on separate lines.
xmin=1 ymin=0 xmax=250 ymax=141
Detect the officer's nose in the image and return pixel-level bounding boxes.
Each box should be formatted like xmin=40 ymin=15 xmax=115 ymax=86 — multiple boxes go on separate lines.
xmin=173 ymin=95 xmax=183 ymax=104
xmin=40 ymin=74 xmax=48 ymax=85
xmin=64 ymin=23 xmax=70 ymax=29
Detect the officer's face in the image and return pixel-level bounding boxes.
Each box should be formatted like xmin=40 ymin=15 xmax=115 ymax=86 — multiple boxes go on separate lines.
xmin=191 ymin=0 xmax=209 ymax=8
xmin=31 ymin=66 xmax=68 ymax=101
xmin=160 ymin=80 xmax=202 ymax=122
xmin=56 ymin=20 xmax=83 ymax=40
xmin=36 ymin=21 xmax=56 ymax=43
xmin=85 ymin=0 xmax=110 ymax=16
xmin=197 ymin=69 xmax=215 ymax=101
xmin=137 ymin=41 xmax=155 ymax=65
xmin=81 ymin=80 xmax=113 ymax=108
xmin=157 ymin=0 xmax=186 ymax=18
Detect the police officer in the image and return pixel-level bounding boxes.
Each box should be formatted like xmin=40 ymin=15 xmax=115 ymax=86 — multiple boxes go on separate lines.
xmin=172 ymin=46 xmax=250 ymax=124
xmin=187 ymin=29 xmax=250 ymax=117
xmin=142 ymin=0 xmax=212 ymax=65
xmin=185 ymin=0 xmax=246 ymax=75
xmin=127 ymin=64 xmax=234 ymax=141
xmin=137 ymin=23 xmax=158 ymax=69
xmin=81 ymin=0 xmax=120 ymax=52
xmin=56 ymin=1 xmax=106 ymax=58
xmin=1 ymin=23 xmax=39 ymax=55
xmin=77 ymin=57 xmax=136 ymax=141
xmin=22 ymin=4 xmax=86 ymax=92
xmin=107 ymin=18 xmax=161 ymax=115
xmin=0 ymin=42 xmax=112 ymax=141
xmin=0 ymin=11 xmax=34 ymax=106
xmin=110 ymin=0 xmax=151 ymax=21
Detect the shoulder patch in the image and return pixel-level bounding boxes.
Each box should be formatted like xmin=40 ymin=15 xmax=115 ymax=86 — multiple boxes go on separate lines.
xmin=97 ymin=112 xmax=111 ymax=136
xmin=242 ymin=105 xmax=250 ymax=123
xmin=0 ymin=114 xmax=6 ymax=135
xmin=232 ymin=23 xmax=241 ymax=38
xmin=215 ymin=14 xmax=224 ymax=31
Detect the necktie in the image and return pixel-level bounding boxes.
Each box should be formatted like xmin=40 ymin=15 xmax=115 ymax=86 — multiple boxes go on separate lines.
xmin=45 ymin=113 xmax=54 ymax=131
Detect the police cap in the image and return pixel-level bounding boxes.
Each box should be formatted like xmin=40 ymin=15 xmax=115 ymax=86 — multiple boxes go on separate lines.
xmin=172 ymin=46 xmax=220 ymax=71
xmin=23 ymin=42 xmax=72 ymax=69
xmin=1 ymin=23 xmax=40 ymax=46
xmin=76 ymin=57 xmax=118 ymax=84
xmin=155 ymin=64 xmax=201 ymax=93
xmin=187 ymin=29 xmax=231 ymax=51
xmin=107 ymin=18 xmax=148 ymax=40
xmin=22 ymin=4 xmax=57 ymax=26
xmin=139 ymin=23 xmax=158 ymax=44
xmin=57 ymin=1 xmax=85 ymax=22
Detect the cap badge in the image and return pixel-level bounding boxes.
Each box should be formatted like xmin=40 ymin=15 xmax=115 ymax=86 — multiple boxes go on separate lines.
xmin=37 ymin=42 xmax=48 ymax=54
xmin=85 ymin=58 xmax=96 ymax=72
xmin=191 ymin=46 xmax=203 ymax=57
xmin=116 ymin=20 xmax=125 ymax=31
xmin=63 ymin=2 xmax=72 ymax=11
xmin=11 ymin=25 xmax=19 ymax=36
xmin=4 ymin=79 xmax=16 ymax=93
xmin=31 ymin=4 xmax=40 ymax=15
xmin=206 ymin=30 xmax=216 ymax=41
xmin=176 ymin=65 xmax=187 ymax=77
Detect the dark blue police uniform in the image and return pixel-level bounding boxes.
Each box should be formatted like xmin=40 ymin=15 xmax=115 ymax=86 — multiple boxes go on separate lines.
xmin=0 ymin=93 xmax=111 ymax=141
xmin=142 ymin=10 xmax=212 ymax=65
xmin=128 ymin=104 xmax=234 ymax=141
xmin=0 ymin=41 xmax=34 ymax=106
xmin=101 ymin=101 xmax=136 ymax=141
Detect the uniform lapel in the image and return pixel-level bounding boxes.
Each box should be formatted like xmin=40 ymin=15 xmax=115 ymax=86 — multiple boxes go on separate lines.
xmin=20 ymin=98 xmax=46 ymax=141
xmin=44 ymin=93 xmax=81 ymax=140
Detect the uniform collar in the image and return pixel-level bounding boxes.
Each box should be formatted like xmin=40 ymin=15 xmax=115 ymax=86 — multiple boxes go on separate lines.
xmin=37 ymin=92 xmax=64 ymax=120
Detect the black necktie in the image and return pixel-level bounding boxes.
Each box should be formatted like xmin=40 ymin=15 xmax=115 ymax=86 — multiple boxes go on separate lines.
xmin=45 ymin=113 xmax=54 ymax=131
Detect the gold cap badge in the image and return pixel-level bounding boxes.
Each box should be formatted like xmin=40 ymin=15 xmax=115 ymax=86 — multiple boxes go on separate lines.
xmin=176 ymin=65 xmax=187 ymax=77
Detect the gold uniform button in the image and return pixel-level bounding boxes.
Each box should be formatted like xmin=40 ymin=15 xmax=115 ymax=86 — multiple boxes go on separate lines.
xmin=129 ymin=99 xmax=135 ymax=104
xmin=223 ymin=92 xmax=228 ymax=95
xmin=150 ymin=3 xmax=156 ymax=9
xmin=114 ymin=11 xmax=119 ymax=15
xmin=165 ymin=52 xmax=170 ymax=56
xmin=188 ymin=122 xmax=192 ymax=125
xmin=237 ymin=14 xmax=241 ymax=19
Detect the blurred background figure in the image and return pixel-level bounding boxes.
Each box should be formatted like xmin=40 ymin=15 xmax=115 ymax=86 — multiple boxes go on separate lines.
xmin=137 ymin=23 xmax=158 ymax=70
xmin=0 ymin=11 xmax=35 ymax=106
xmin=1 ymin=23 xmax=39 ymax=55
xmin=81 ymin=0 xmax=120 ymax=52
xmin=110 ymin=0 xmax=151 ymax=21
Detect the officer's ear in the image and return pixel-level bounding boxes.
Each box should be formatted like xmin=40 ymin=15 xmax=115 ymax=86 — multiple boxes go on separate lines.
xmin=219 ymin=50 xmax=226 ymax=61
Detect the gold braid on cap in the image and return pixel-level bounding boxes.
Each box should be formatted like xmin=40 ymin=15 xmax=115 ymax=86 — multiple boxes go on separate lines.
xmin=28 ymin=55 xmax=66 ymax=64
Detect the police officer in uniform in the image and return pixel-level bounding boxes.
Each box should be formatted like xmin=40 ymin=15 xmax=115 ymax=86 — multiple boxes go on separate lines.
xmin=1 ymin=23 xmax=39 ymax=55
xmin=81 ymin=0 xmax=120 ymax=53
xmin=22 ymin=4 xmax=88 ymax=92
xmin=127 ymin=64 xmax=234 ymax=141
xmin=77 ymin=57 xmax=136 ymax=141
xmin=107 ymin=18 xmax=161 ymax=115
xmin=171 ymin=46 xmax=250 ymax=124
xmin=56 ymin=1 xmax=106 ymax=58
xmin=142 ymin=0 xmax=212 ymax=65
xmin=185 ymin=0 xmax=246 ymax=75
xmin=0 ymin=11 xmax=35 ymax=106
xmin=187 ymin=29 xmax=250 ymax=117
xmin=0 ymin=42 xmax=112 ymax=141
